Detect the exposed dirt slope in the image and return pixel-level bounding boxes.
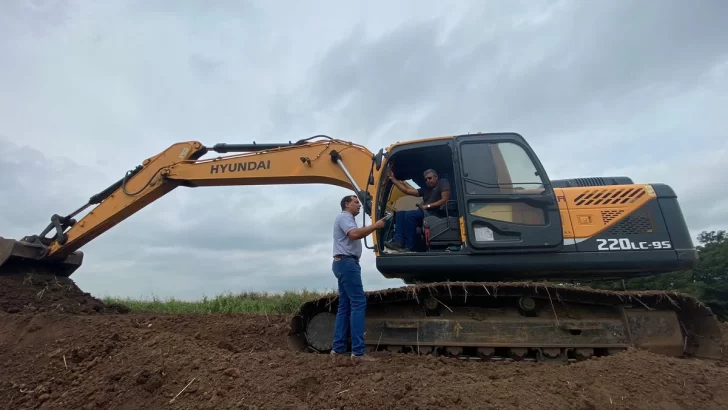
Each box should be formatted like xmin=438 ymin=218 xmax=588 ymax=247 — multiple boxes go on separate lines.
xmin=0 ymin=271 xmax=128 ymax=315
xmin=1 ymin=273 xmax=727 ymax=410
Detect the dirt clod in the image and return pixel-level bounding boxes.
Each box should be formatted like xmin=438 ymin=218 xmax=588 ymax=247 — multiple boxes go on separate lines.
xmin=1 ymin=272 xmax=727 ymax=409
xmin=223 ymin=368 xmax=240 ymax=378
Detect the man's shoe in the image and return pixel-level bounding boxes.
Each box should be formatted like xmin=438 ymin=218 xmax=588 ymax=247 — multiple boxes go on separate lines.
xmin=351 ymin=354 xmax=378 ymax=362
xmin=330 ymin=350 xmax=345 ymax=356
xmin=384 ymin=241 xmax=403 ymax=250
xmin=383 ymin=247 xmax=409 ymax=254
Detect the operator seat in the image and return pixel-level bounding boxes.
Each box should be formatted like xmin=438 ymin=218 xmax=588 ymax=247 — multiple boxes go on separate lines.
xmin=418 ymin=172 xmax=462 ymax=250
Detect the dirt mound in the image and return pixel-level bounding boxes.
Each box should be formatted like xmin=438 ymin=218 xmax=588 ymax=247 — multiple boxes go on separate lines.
xmin=1 ymin=275 xmax=727 ymax=409
xmin=0 ymin=272 xmax=128 ymax=315
xmin=0 ymin=310 xmax=727 ymax=410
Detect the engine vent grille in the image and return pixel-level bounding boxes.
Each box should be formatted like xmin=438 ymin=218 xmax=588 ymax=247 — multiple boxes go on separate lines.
xmin=600 ymin=210 xmax=625 ymax=224
xmin=607 ymin=209 xmax=653 ymax=235
xmin=574 ymin=187 xmax=646 ymax=206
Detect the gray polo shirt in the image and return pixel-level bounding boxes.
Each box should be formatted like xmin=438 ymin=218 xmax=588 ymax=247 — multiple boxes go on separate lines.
xmin=333 ymin=211 xmax=362 ymax=259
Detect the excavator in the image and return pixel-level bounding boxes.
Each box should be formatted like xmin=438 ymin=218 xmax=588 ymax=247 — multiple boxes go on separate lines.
xmin=0 ymin=132 xmax=723 ymax=362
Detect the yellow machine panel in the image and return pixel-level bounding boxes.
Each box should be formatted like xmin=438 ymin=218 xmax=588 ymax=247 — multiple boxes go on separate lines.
xmin=557 ymin=184 xmax=656 ymax=240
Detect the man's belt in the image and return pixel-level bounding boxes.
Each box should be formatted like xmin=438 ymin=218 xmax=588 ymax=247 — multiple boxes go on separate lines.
xmin=334 ymin=254 xmax=359 ymax=261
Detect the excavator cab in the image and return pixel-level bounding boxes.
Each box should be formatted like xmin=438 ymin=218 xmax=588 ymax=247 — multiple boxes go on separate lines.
xmin=374 ymin=132 xmax=565 ymax=252
xmin=373 ymin=133 xmax=565 ymax=282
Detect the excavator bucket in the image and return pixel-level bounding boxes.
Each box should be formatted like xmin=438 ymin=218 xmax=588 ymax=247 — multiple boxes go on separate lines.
xmin=0 ymin=236 xmax=83 ymax=277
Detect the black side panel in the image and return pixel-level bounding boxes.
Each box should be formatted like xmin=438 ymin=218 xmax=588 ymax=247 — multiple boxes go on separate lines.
xmin=375 ymin=250 xmax=697 ymax=283
xmin=572 ymin=186 xmax=697 ymax=258
xmin=574 ymin=199 xmax=672 ymax=253
xmin=652 ymin=183 xmax=696 ymax=253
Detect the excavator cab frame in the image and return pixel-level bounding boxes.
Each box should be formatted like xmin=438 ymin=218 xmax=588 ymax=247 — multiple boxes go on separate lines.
xmin=372 ymin=136 xmax=460 ymax=253
xmin=372 ymin=132 xmax=564 ymax=256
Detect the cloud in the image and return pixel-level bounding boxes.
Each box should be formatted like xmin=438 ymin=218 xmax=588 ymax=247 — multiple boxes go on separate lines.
xmin=1 ymin=0 xmax=726 ymax=300
xmin=601 ymin=140 xmax=728 ymax=236
xmin=0 ymin=135 xmax=109 ymax=232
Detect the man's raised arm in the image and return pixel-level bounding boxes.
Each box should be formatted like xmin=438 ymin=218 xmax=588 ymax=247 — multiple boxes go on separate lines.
xmin=388 ymin=170 xmax=419 ymax=196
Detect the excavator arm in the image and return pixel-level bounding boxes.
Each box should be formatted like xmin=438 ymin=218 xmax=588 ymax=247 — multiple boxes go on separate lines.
xmin=0 ymin=135 xmax=386 ymax=276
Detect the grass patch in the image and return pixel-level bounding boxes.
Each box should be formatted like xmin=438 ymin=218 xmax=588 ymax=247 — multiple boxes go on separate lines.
xmin=102 ymin=289 xmax=332 ymax=315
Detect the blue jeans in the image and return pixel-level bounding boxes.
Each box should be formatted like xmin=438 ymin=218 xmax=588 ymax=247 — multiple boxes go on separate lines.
xmin=331 ymin=258 xmax=367 ymax=356
xmin=393 ymin=209 xmax=424 ymax=249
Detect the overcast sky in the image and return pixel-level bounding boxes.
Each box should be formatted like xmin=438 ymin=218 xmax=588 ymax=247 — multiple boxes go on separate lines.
xmin=1 ymin=0 xmax=726 ymax=300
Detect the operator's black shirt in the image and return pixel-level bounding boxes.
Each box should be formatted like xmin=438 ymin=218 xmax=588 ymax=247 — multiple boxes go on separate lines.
xmin=417 ymin=178 xmax=451 ymax=215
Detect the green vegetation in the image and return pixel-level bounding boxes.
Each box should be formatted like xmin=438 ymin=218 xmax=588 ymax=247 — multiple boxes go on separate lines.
xmin=103 ymin=289 xmax=332 ymax=315
xmin=583 ymin=230 xmax=728 ymax=321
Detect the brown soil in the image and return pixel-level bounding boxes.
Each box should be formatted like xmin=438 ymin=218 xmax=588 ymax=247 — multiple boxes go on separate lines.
xmin=1 ymin=273 xmax=728 ymax=410
xmin=0 ymin=272 xmax=128 ymax=315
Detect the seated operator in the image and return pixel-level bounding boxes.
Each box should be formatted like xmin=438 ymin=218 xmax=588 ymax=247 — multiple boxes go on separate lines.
xmin=384 ymin=168 xmax=451 ymax=252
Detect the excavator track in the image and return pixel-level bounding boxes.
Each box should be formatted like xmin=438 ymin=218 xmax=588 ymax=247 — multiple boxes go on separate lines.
xmin=288 ymin=281 xmax=724 ymax=363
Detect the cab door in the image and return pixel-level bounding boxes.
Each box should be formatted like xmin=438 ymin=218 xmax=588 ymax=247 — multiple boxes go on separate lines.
xmin=453 ymin=133 xmax=563 ymax=252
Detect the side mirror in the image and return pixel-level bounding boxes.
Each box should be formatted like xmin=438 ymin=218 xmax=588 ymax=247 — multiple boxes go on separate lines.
xmin=357 ymin=190 xmax=373 ymax=215
xmin=374 ymin=149 xmax=383 ymax=171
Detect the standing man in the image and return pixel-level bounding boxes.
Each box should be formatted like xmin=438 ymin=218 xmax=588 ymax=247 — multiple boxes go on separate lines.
xmin=331 ymin=194 xmax=386 ymax=360
xmin=385 ymin=168 xmax=451 ymax=252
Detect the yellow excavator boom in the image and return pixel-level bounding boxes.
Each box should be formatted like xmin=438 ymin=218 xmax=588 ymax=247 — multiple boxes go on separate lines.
xmin=0 ymin=135 xmax=384 ymax=274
